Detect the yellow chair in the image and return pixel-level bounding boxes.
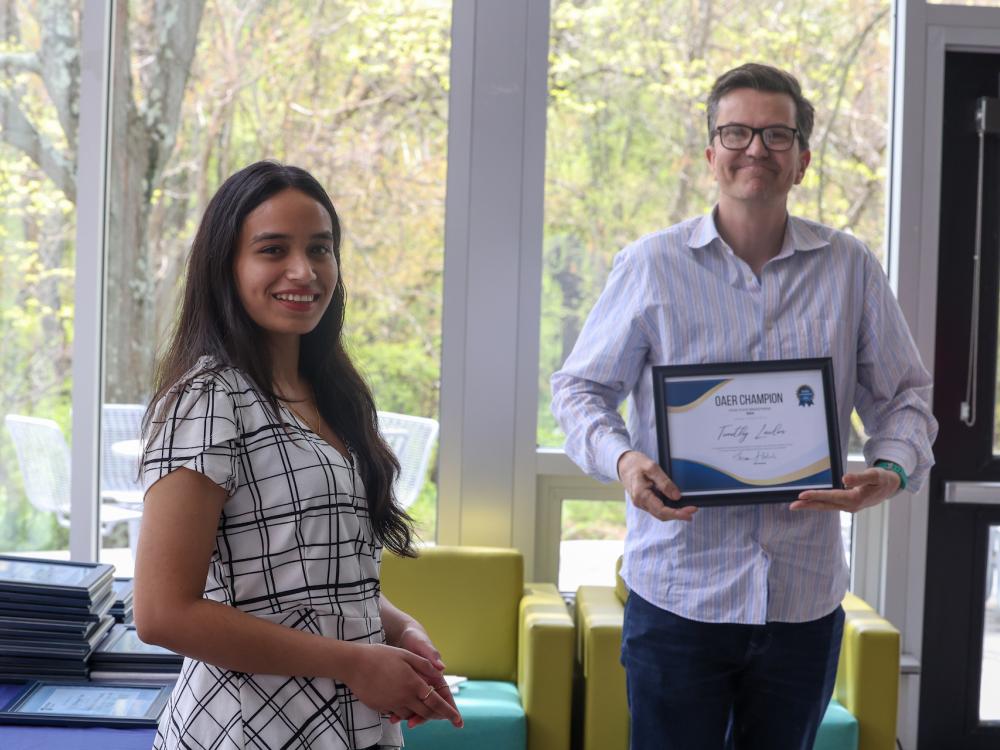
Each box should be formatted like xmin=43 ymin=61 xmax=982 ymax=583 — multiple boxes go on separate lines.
xmin=575 ymin=561 xmax=900 ymax=750
xmin=381 ymin=545 xmax=574 ymax=750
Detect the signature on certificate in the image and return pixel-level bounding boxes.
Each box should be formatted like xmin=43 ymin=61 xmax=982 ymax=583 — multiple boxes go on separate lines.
xmin=716 ymin=423 xmax=786 ymax=443
xmin=733 ymin=449 xmax=779 ymax=463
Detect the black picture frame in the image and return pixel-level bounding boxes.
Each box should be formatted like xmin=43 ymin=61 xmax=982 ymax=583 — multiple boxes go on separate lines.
xmin=0 ymin=680 xmax=170 ymax=728
xmin=652 ymin=358 xmax=843 ymax=507
xmin=0 ymin=615 xmax=96 ymax=637
xmin=0 ymin=557 xmax=114 ymax=602
xmin=93 ymin=625 xmax=183 ymax=665
xmin=0 ymin=616 xmax=113 ymax=658
xmin=0 ymin=587 xmax=115 ymax=620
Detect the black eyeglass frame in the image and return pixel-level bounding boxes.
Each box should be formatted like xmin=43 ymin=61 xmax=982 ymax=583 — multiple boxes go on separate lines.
xmin=712 ymin=124 xmax=801 ymax=152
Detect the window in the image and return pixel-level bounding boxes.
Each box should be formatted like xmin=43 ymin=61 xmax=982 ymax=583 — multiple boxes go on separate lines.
xmin=539 ymin=0 xmax=892 ymax=450
xmin=99 ymin=0 xmax=451 ymax=573
xmin=559 ymin=499 xmax=625 ymax=591
xmin=0 ymin=1 xmax=82 ymax=557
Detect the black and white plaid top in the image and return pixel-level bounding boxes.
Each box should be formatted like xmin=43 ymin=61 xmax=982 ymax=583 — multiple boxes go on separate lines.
xmin=141 ymin=357 xmax=402 ymax=749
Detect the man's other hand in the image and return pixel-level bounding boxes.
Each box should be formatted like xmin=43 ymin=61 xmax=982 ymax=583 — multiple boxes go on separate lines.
xmin=617 ymin=450 xmax=698 ymax=522
xmin=790 ymin=467 xmax=901 ymax=513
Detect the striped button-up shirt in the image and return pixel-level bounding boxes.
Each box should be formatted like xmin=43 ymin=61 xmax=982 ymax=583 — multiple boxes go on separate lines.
xmin=551 ymin=210 xmax=937 ymax=624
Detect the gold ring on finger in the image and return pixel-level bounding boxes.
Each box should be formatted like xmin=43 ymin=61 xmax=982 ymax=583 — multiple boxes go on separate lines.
xmin=420 ymin=685 xmax=434 ymax=701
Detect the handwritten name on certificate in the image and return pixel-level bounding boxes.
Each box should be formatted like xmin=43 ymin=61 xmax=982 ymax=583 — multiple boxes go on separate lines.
xmin=663 ymin=369 xmax=832 ymax=495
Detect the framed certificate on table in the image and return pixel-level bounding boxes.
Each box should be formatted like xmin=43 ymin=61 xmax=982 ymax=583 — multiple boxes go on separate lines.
xmin=652 ymin=358 xmax=843 ymax=507
xmin=0 ymin=680 xmax=170 ymax=727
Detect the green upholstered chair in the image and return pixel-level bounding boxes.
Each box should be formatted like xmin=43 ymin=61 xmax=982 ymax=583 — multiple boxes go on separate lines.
xmin=381 ymin=545 xmax=574 ymax=750
xmin=575 ymin=559 xmax=900 ymax=750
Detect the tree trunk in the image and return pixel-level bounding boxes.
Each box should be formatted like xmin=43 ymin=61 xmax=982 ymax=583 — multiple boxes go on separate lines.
xmin=103 ymin=3 xmax=152 ymax=404
xmin=103 ymin=0 xmax=205 ymax=403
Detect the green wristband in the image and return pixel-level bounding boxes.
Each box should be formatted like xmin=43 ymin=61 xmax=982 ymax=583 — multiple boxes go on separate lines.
xmin=874 ymin=460 xmax=908 ymax=491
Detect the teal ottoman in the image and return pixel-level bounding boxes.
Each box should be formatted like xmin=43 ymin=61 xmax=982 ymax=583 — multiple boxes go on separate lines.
xmin=401 ymin=681 xmax=526 ymax=750
xmin=814 ymin=700 xmax=859 ymax=750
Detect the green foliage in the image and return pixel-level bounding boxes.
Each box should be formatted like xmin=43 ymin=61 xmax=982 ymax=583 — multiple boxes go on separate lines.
xmin=350 ymin=338 xmax=440 ymax=418
xmin=561 ymin=499 xmax=625 ymax=541
xmin=405 ymin=465 xmax=438 ymax=545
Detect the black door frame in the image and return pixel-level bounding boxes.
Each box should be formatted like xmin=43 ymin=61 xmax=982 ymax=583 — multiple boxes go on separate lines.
xmin=918 ymin=49 xmax=1000 ymax=749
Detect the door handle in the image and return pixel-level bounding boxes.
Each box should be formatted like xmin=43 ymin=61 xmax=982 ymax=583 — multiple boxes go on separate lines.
xmin=944 ymin=481 xmax=1000 ymax=504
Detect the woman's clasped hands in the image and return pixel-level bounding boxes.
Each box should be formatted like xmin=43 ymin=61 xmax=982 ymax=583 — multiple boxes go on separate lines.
xmin=345 ymin=632 xmax=463 ymax=731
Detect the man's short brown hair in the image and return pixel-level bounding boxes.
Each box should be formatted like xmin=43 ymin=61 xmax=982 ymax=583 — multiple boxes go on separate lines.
xmin=706 ymin=63 xmax=815 ymax=150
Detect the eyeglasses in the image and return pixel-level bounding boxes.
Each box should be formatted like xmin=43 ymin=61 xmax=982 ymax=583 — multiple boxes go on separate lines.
xmin=713 ymin=124 xmax=799 ymax=152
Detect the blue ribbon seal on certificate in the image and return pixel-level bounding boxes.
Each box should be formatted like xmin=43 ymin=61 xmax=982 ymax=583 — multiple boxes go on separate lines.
xmin=796 ymin=385 xmax=814 ymax=407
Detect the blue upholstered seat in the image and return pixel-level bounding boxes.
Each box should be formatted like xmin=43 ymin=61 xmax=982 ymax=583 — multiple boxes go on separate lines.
xmin=814 ymin=700 xmax=860 ymax=750
xmin=401 ymin=681 xmax=526 ymax=750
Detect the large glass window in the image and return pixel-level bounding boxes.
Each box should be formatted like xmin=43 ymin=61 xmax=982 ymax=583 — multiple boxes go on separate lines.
xmin=539 ymin=0 xmax=893 ymax=450
xmin=0 ymin=0 xmax=82 ymax=557
xmin=100 ymin=0 xmax=451 ymax=573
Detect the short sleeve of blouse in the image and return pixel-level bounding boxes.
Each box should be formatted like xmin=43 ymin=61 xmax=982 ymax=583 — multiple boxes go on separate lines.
xmin=141 ymin=370 xmax=240 ymax=496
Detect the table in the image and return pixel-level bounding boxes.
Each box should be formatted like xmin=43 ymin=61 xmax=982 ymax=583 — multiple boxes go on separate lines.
xmin=111 ymin=440 xmax=141 ymax=459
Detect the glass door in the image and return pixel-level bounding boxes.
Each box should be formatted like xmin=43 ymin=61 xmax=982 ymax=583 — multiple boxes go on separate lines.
xmin=919 ymin=49 xmax=1000 ymax=749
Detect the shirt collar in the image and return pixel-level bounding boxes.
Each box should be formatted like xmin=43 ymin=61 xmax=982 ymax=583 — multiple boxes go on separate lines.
xmin=686 ymin=207 xmax=831 ymax=257
xmin=686 ymin=210 xmax=723 ymax=249
xmin=781 ymin=215 xmax=830 ymax=255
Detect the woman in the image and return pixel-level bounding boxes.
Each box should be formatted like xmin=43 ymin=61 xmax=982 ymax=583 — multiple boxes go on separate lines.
xmin=133 ymin=161 xmax=462 ymax=749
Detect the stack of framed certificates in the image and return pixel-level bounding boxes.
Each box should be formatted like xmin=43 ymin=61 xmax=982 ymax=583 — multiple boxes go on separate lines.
xmin=0 ymin=556 xmax=115 ymax=680
xmin=110 ymin=578 xmax=134 ymax=623
xmin=89 ymin=624 xmax=183 ymax=682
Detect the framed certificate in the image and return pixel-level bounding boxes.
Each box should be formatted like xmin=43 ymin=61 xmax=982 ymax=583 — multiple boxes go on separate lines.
xmin=0 ymin=614 xmax=95 ymax=637
xmin=0 ymin=615 xmax=113 ymax=657
xmin=93 ymin=625 xmax=183 ymax=665
xmin=0 ymin=557 xmax=114 ymax=599
xmin=0 ymin=680 xmax=170 ymax=727
xmin=652 ymin=358 xmax=843 ymax=507
xmin=0 ymin=587 xmax=114 ymax=619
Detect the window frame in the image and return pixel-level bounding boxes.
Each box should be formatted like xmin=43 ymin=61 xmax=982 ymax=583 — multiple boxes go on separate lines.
xmin=69 ymin=0 xmax=113 ymax=562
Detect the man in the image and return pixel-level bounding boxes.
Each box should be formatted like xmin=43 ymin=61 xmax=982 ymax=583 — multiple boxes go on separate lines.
xmin=551 ymin=63 xmax=937 ymax=749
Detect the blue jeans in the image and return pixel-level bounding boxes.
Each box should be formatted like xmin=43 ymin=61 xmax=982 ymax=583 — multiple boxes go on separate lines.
xmin=621 ymin=591 xmax=844 ymax=750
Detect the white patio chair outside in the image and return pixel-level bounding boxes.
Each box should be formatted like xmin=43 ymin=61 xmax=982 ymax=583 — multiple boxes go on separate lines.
xmin=100 ymin=403 xmax=145 ymax=506
xmin=377 ymin=411 xmax=439 ymax=510
xmin=4 ymin=414 xmax=143 ymax=553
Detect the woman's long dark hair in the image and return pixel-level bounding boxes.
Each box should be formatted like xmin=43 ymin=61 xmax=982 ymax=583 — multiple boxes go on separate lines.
xmin=145 ymin=160 xmax=414 ymax=556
